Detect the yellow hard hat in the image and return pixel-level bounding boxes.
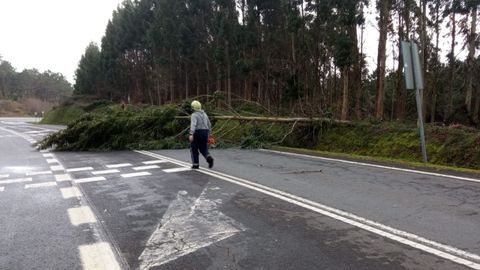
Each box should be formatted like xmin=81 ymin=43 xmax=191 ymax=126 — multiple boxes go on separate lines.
xmin=191 ymin=100 xmax=201 ymax=111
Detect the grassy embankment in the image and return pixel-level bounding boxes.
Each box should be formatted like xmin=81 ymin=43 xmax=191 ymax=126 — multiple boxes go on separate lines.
xmin=39 ymin=100 xmax=480 ymax=172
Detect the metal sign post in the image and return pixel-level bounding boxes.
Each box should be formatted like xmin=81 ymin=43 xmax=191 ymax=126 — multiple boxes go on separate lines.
xmin=401 ymin=40 xmax=428 ymax=163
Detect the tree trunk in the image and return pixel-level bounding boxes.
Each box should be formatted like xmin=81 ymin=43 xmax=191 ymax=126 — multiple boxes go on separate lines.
xmin=206 ymin=61 xmax=210 ymax=101
xmin=225 ymin=40 xmax=232 ymax=106
xmin=350 ymin=24 xmax=362 ymax=119
xmin=395 ymin=1 xmax=408 ymax=120
xmin=185 ymin=65 xmax=189 ymax=99
xmin=465 ymin=6 xmax=477 ymax=115
xmin=430 ymin=0 xmax=441 ymax=123
xmin=445 ymin=12 xmax=456 ymax=122
xmin=420 ymin=0 xmax=428 ymax=121
xmin=375 ymin=0 xmax=390 ymax=119
xmin=341 ymin=67 xmax=349 ymax=121
xmin=169 ymin=49 xmax=174 ymax=102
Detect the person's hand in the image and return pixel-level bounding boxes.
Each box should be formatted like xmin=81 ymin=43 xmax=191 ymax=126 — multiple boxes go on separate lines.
xmin=188 ymin=135 xmax=193 ymax=142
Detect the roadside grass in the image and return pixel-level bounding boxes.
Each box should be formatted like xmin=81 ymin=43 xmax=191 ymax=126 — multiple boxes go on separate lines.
xmin=268 ymin=146 xmax=480 ymax=178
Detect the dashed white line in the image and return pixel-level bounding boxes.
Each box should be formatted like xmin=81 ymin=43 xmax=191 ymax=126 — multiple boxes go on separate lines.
xmin=55 ymin=174 xmax=72 ymax=182
xmin=66 ymin=167 xmax=94 ymax=173
xmin=42 ymin=153 xmax=54 ymax=158
xmin=40 ymin=149 xmax=50 ymax=153
xmin=0 ymin=187 xmax=4 ymax=192
xmin=163 ymin=167 xmax=191 ymax=173
xmin=121 ymin=172 xmax=151 ymax=178
xmin=106 ymin=163 xmax=132 ymax=168
xmin=25 ymin=182 xmax=57 ymax=189
xmin=92 ymin=169 xmax=120 ymax=175
xmin=46 ymin=158 xmax=59 ymax=164
xmin=74 ymin=176 xmax=106 ymax=184
xmin=68 ymin=206 xmax=97 ymax=226
xmin=0 ymin=177 xmax=33 ymax=185
xmin=60 ymin=187 xmax=82 ymax=199
xmin=0 ymin=174 xmax=9 ymax=179
xmin=79 ymin=242 xmax=121 ymax=270
xmin=26 ymin=170 xmax=52 ymax=176
xmin=50 ymin=165 xmax=65 ymax=171
xmin=142 ymin=160 xmax=168 ymax=165
xmin=133 ymin=165 xmax=160 ymax=171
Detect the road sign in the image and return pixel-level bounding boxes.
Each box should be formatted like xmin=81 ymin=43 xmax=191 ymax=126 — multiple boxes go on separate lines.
xmin=401 ymin=41 xmax=424 ymax=90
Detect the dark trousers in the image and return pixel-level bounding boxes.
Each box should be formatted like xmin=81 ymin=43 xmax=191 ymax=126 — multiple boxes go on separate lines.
xmin=190 ymin=129 xmax=210 ymax=165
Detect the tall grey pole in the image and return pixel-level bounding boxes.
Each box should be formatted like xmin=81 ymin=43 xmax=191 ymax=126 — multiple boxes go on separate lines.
xmin=415 ymin=88 xmax=427 ymax=162
xmin=401 ymin=40 xmax=428 ymax=163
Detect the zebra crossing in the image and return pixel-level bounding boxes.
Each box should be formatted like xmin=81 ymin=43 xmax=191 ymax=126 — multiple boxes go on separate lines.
xmin=0 ymin=155 xmax=192 ymax=193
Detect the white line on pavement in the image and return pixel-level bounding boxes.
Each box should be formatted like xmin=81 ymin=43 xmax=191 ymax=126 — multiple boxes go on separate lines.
xmin=42 ymin=153 xmax=54 ymax=158
xmin=163 ymin=167 xmax=191 ymax=173
xmin=132 ymin=165 xmax=160 ymax=171
xmin=60 ymin=187 xmax=82 ymax=199
xmin=55 ymin=174 xmax=72 ymax=182
xmin=0 ymin=187 xmax=4 ymax=192
xmin=50 ymin=165 xmax=65 ymax=171
xmin=261 ymin=149 xmax=480 ymax=184
xmin=74 ymin=177 xmax=106 ymax=184
xmin=106 ymin=163 xmax=132 ymax=168
xmin=92 ymin=169 xmax=120 ymax=175
xmin=39 ymin=149 xmax=49 ymax=153
xmin=136 ymin=150 xmax=480 ymax=270
xmin=142 ymin=160 xmax=168 ymax=165
xmin=26 ymin=171 xmax=52 ymax=176
xmin=67 ymin=206 xmax=97 ymax=226
xmin=25 ymin=182 xmax=57 ymax=189
xmin=121 ymin=172 xmax=151 ymax=178
xmin=66 ymin=167 xmax=94 ymax=173
xmin=46 ymin=158 xmax=59 ymax=164
xmin=79 ymin=242 xmax=121 ymax=270
xmin=0 ymin=177 xmax=33 ymax=185
xmin=0 ymin=174 xmax=9 ymax=179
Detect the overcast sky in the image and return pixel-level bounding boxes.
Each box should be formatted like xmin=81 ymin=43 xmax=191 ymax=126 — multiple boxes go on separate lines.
xmin=0 ymin=0 xmax=122 ymax=84
xmin=0 ymin=1 xmax=467 ymax=86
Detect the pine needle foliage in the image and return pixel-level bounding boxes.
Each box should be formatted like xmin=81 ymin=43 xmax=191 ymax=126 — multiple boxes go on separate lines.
xmin=39 ymin=105 xmax=185 ymax=151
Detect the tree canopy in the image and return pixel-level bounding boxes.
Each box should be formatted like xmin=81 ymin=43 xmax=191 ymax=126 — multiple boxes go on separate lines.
xmin=74 ymin=0 xmax=480 ymax=125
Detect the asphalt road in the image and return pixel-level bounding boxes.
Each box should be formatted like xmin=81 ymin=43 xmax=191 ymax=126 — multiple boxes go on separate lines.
xmin=1 ymin=117 xmax=479 ymax=270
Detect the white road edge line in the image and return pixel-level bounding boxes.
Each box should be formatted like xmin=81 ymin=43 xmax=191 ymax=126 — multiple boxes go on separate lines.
xmin=260 ymin=149 xmax=480 ymax=184
xmin=135 ymin=150 xmax=480 ymax=269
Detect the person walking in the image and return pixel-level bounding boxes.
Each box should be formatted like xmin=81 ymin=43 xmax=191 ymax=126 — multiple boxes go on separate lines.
xmin=189 ymin=100 xmax=214 ymax=169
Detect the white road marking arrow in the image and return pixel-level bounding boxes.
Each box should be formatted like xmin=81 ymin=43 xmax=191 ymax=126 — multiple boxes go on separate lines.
xmin=139 ymin=187 xmax=245 ymax=269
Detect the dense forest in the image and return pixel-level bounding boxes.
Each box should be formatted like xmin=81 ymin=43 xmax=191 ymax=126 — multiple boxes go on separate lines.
xmin=0 ymin=55 xmax=73 ymax=103
xmin=74 ymin=0 xmax=480 ymax=125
